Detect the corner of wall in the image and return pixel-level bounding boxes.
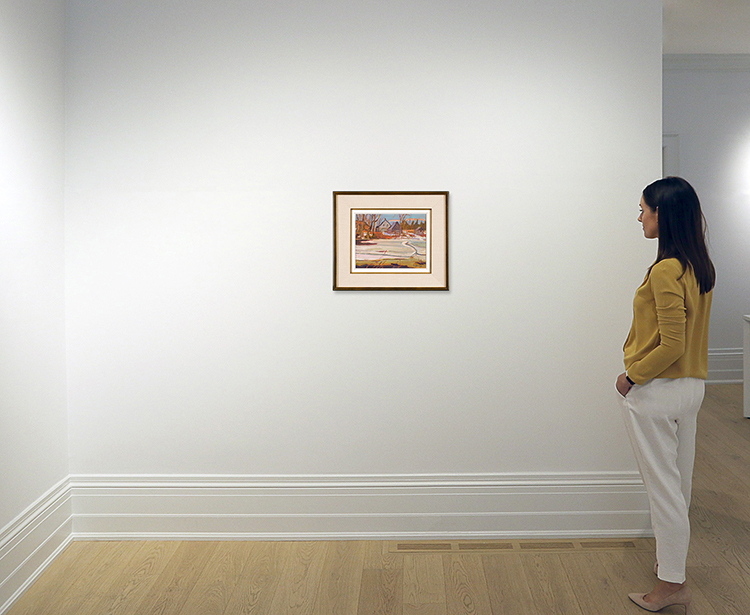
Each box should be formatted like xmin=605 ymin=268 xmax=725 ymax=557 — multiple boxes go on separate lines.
xmin=0 ymin=479 xmax=73 ymax=614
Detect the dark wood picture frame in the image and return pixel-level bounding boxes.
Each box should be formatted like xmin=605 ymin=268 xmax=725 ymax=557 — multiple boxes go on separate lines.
xmin=333 ymin=192 xmax=449 ymax=290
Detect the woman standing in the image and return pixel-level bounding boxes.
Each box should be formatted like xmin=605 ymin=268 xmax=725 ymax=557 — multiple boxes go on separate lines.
xmin=616 ymin=177 xmax=715 ymax=614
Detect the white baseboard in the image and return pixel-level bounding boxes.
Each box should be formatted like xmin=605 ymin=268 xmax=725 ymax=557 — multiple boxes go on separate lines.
xmin=69 ymin=473 xmax=651 ymax=541
xmin=0 ymin=479 xmax=73 ymax=614
xmin=708 ymin=348 xmax=743 ymax=384
xmin=1 ymin=472 xmax=651 ymax=612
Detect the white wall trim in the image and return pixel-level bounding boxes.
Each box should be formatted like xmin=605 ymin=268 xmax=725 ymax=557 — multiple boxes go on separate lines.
xmin=663 ymin=54 xmax=750 ymax=71
xmin=0 ymin=472 xmax=650 ymax=612
xmin=70 ymin=473 xmax=651 ymax=541
xmin=708 ymin=348 xmax=744 ymax=384
xmin=0 ymin=479 xmax=73 ymax=614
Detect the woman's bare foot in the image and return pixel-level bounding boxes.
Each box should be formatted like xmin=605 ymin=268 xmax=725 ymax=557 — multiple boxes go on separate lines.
xmin=642 ymin=580 xmax=686 ymax=603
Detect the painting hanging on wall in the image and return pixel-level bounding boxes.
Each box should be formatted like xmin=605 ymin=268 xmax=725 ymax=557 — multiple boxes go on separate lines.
xmin=333 ymin=192 xmax=449 ymax=290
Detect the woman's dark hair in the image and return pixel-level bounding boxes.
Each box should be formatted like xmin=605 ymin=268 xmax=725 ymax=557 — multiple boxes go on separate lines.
xmin=642 ymin=176 xmax=715 ymax=294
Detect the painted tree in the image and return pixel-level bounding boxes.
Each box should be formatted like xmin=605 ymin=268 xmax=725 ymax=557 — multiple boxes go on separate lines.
xmin=355 ymin=213 xmax=382 ymax=240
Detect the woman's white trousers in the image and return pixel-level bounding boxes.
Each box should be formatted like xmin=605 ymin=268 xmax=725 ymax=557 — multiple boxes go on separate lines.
xmin=620 ymin=377 xmax=705 ymax=584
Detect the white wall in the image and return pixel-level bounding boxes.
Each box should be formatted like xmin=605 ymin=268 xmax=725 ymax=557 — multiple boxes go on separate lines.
xmin=64 ymin=0 xmax=662 ymax=518
xmin=0 ymin=1 xmax=71 ymax=608
xmin=0 ymin=0 xmax=68 ymax=531
xmin=664 ymin=55 xmax=750 ymax=382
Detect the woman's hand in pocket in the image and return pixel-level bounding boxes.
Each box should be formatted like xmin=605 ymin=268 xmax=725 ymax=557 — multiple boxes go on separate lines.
xmin=616 ymin=372 xmax=633 ymax=397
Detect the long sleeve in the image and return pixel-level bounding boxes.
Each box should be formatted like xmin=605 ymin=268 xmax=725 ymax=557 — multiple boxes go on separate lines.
xmin=623 ymin=258 xmax=711 ymax=384
xmin=626 ymin=261 xmax=686 ymax=383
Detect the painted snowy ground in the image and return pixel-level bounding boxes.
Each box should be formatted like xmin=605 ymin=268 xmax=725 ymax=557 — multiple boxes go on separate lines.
xmin=355 ymin=238 xmax=427 ymax=269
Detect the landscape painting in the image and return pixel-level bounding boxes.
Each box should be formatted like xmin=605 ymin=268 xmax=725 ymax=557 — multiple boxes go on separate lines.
xmin=351 ymin=209 xmax=430 ymax=272
xmin=333 ymin=191 xmax=448 ymax=291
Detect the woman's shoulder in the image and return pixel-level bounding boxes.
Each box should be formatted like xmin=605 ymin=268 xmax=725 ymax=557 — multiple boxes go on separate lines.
xmin=648 ymin=258 xmax=688 ymax=287
xmin=651 ymin=258 xmax=683 ymax=277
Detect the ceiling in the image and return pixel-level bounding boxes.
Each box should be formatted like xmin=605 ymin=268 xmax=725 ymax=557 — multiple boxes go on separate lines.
xmin=663 ymin=0 xmax=750 ymax=54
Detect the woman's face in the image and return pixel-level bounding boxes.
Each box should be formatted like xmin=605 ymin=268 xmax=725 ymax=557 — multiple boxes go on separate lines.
xmin=638 ymin=196 xmax=659 ymax=239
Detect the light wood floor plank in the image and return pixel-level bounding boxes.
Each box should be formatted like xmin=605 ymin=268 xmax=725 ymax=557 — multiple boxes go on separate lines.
xmin=133 ymin=541 xmax=216 ymax=615
xmin=176 ymin=541 xmax=252 ymax=615
xmin=696 ymin=413 xmax=750 ymax=479
xmin=692 ymin=473 xmax=750 ymax=576
xmin=685 ymin=504 xmax=725 ymax=569
xmin=687 ymin=565 xmax=750 ymax=615
xmin=693 ymin=443 xmax=750 ymax=500
xmin=357 ymin=567 xmax=403 ymax=615
xmin=266 ymin=541 xmax=327 ymax=615
xmin=312 ymin=541 xmax=366 ymax=615
xmin=54 ymin=541 xmax=150 ymax=615
xmin=442 ymin=554 xmax=493 ymax=615
xmin=103 ymin=541 xmax=184 ymax=615
xmin=596 ymin=551 xmax=656 ymax=600
xmin=403 ymin=605 xmax=446 ymax=615
xmin=522 ymin=554 xmax=584 ymax=615
xmin=222 ymin=541 xmax=282 ymax=615
xmin=358 ymin=542 xmax=403 ymax=615
xmin=697 ymin=506 xmax=750 ymax=576
xmin=702 ymin=384 xmax=746 ymax=440
xmin=482 ymin=553 xmax=536 ymax=615
xmin=70 ymin=541 xmax=179 ymax=615
xmin=403 ymin=553 xmax=446 ymax=615
xmin=683 ymin=570 xmax=722 ymax=615
xmin=563 ymin=551 xmax=632 ymax=614
xmin=363 ymin=541 xmax=402 ymax=571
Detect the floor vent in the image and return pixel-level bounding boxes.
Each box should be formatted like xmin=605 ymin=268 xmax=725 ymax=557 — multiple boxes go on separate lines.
xmin=391 ymin=538 xmax=652 ymax=554
xmin=519 ymin=542 xmax=575 ymax=550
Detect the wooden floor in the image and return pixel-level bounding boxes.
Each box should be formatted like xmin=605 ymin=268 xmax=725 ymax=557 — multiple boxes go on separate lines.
xmin=7 ymin=384 xmax=749 ymax=615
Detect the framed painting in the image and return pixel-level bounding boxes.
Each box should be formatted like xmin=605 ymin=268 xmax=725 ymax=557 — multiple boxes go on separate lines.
xmin=333 ymin=191 xmax=448 ymax=290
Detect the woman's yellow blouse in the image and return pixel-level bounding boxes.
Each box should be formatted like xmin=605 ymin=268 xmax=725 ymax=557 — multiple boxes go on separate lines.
xmin=624 ymin=258 xmax=712 ymax=385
